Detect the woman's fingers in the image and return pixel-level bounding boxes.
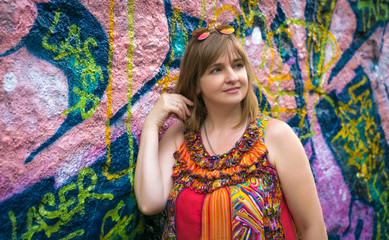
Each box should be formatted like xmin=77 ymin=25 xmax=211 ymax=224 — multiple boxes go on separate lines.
xmin=178 ymin=96 xmax=193 ymax=117
xmin=181 ymin=96 xmax=194 ymax=106
xmin=177 ymin=96 xmax=194 ymax=119
xmin=149 ymin=94 xmax=193 ymax=124
xmin=172 ymin=101 xmax=188 ymax=121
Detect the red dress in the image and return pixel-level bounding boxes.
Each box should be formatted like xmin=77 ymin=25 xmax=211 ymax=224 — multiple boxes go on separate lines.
xmin=162 ymin=116 xmax=300 ymax=239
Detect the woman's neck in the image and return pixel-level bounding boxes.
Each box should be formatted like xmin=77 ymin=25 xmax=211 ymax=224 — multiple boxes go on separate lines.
xmin=201 ymin=104 xmax=249 ymax=156
xmin=203 ymin=103 xmax=245 ymax=131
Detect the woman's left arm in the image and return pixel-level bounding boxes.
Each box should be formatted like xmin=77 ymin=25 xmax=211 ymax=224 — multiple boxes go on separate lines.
xmin=265 ymin=118 xmax=327 ymax=239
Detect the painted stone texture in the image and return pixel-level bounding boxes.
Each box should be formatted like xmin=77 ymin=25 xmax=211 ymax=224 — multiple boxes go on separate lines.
xmin=0 ymin=0 xmax=388 ymax=239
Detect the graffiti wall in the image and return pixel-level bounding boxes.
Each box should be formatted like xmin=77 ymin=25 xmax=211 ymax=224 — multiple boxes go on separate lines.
xmin=0 ymin=0 xmax=388 ymax=239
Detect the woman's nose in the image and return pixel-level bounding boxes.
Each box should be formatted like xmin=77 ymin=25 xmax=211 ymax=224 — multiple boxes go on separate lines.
xmin=225 ymin=66 xmax=239 ymax=82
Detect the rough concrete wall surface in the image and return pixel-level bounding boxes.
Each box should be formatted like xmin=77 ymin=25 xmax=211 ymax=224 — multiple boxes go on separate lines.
xmin=0 ymin=0 xmax=388 ymax=239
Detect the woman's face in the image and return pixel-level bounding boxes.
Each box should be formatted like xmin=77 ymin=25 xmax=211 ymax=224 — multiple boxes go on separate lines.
xmin=197 ymin=51 xmax=248 ymax=109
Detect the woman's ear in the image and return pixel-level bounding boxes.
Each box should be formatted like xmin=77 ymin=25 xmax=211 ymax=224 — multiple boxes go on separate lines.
xmin=196 ymin=83 xmax=201 ymax=95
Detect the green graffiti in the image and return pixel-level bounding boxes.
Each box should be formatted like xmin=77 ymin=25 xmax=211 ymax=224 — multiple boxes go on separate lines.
xmin=12 ymin=167 xmax=114 ymax=240
xmin=62 ymin=87 xmax=100 ymax=119
xmin=42 ymin=9 xmax=60 ymax=52
xmin=80 ymin=37 xmax=104 ymax=89
xmin=55 ymin=25 xmax=103 ymax=89
xmin=9 ymin=211 xmax=17 ymax=240
xmin=59 ymin=229 xmax=85 ymax=240
xmin=100 ymin=200 xmax=134 ymax=240
xmin=357 ymin=0 xmax=389 ymax=31
xmin=42 ymin=9 xmax=103 ymax=119
xmin=23 ymin=206 xmax=49 ymax=240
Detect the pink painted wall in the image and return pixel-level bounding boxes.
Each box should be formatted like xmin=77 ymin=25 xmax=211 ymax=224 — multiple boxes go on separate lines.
xmin=0 ymin=0 xmax=388 ymax=239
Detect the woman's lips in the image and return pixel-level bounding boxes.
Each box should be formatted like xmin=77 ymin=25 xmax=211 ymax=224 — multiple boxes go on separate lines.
xmin=224 ymin=87 xmax=240 ymax=94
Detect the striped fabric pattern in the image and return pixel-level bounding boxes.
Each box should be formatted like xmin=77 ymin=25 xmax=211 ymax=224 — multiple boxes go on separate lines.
xmin=201 ymin=187 xmax=232 ymax=239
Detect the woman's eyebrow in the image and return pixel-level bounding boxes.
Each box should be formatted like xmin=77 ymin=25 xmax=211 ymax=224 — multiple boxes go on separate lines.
xmin=208 ymin=57 xmax=243 ymax=69
xmin=231 ymin=57 xmax=243 ymax=63
xmin=209 ymin=62 xmax=224 ymax=68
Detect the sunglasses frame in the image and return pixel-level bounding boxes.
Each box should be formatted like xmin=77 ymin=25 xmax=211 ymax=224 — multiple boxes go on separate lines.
xmin=191 ymin=25 xmax=235 ymax=40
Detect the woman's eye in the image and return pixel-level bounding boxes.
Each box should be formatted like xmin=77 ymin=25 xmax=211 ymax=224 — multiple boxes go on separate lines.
xmin=235 ymin=63 xmax=244 ymax=68
xmin=210 ymin=68 xmax=220 ymax=73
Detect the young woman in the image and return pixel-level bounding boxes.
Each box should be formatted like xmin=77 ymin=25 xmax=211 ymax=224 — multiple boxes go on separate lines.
xmin=134 ymin=25 xmax=327 ymax=239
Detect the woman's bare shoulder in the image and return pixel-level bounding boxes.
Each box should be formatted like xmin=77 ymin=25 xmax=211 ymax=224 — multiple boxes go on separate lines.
xmin=264 ymin=118 xmax=294 ymax=140
xmin=264 ymin=118 xmax=301 ymax=166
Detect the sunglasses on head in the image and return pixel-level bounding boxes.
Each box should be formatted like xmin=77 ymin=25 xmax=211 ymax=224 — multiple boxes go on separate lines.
xmin=191 ymin=25 xmax=235 ymax=40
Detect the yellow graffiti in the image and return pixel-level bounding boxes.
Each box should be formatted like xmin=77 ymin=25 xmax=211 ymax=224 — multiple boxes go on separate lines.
xmin=247 ymin=0 xmax=339 ymax=140
xmin=198 ymin=0 xmax=206 ymax=27
xmin=240 ymin=0 xmax=259 ymax=27
xmin=100 ymin=200 xmax=134 ymax=240
xmin=242 ymin=7 xmax=269 ymax=69
xmin=332 ymin=76 xmax=386 ymax=194
xmin=215 ymin=6 xmax=241 ymax=38
xmin=331 ymin=75 xmax=389 ymax=238
xmin=157 ymin=8 xmax=188 ymax=93
xmin=259 ymin=17 xmax=339 ymax=135
xmin=312 ymin=0 xmax=336 ymax=77
xmin=301 ymin=0 xmax=337 ymax=136
xmin=157 ymin=74 xmax=179 ymax=93
xmin=101 ymin=1 xmax=144 ymax=237
xmin=13 ymin=167 xmax=113 ymax=240
xmin=198 ymin=0 xmax=218 ymax=28
xmin=103 ymin=0 xmax=116 ymax=181
xmin=166 ymin=7 xmax=189 ymax=87
xmin=102 ymin=0 xmax=137 ymax=181
xmin=357 ymin=0 xmax=389 ymax=31
xmin=42 ymin=9 xmax=103 ymax=119
xmin=125 ymin=0 xmax=136 ymax=187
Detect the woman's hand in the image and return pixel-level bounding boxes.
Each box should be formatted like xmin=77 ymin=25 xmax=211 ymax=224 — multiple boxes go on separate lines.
xmin=146 ymin=93 xmax=194 ymax=128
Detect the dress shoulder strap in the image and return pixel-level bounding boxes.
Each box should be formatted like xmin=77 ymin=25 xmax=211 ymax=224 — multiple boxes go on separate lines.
xmin=255 ymin=114 xmax=271 ymax=143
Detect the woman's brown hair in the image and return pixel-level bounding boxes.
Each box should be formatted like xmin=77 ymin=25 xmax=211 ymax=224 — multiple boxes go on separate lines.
xmin=174 ymin=28 xmax=258 ymax=132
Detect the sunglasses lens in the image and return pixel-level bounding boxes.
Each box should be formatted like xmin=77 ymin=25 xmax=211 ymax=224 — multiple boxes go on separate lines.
xmin=191 ymin=25 xmax=234 ymax=40
xmin=197 ymin=31 xmax=210 ymax=40
xmin=191 ymin=29 xmax=210 ymax=40
xmin=216 ymin=25 xmax=235 ymax=34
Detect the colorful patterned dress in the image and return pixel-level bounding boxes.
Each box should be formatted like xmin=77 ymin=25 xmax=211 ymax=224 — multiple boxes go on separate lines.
xmin=162 ymin=115 xmax=299 ymax=239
